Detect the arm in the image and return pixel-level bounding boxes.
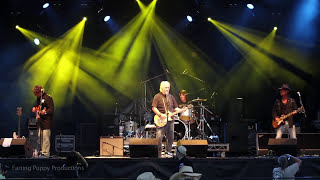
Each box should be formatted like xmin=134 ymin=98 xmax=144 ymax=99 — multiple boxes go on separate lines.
xmin=286 ymin=154 xmax=302 ymax=166
xmin=152 ymin=107 xmax=166 ymax=119
xmin=272 ymin=100 xmax=280 ymax=119
xmin=43 ymin=95 xmax=54 ymax=116
xmin=292 ymin=99 xmax=298 ymax=114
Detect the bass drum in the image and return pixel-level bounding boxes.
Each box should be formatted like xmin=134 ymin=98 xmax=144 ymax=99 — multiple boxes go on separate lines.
xmin=173 ymin=120 xmax=187 ymax=141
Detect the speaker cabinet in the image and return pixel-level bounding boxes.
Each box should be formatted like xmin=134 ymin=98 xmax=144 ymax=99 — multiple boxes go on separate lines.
xmin=177 ymin=140 xmax=208 ymax=158
xmin=268 ymin=138 xmax=297 ymax=156
xmin=129 ymin=138 xmax=158 ymax=158
xmin=0 ymin=138 xmax=33 ymax=158
xmin=226 ymin=122 xmax=248 ymax=153
xmin=100 ymin=136 xmax=123 ymax=156
xmin=256 ymin=133 xmax=320 ymax=156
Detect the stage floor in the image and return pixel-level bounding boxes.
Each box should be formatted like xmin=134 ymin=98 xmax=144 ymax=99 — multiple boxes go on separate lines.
xmin=1 ymin=155 xmax=320 ymax=179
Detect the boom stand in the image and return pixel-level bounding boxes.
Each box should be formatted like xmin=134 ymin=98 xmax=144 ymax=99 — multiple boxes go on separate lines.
xmin=197 ymin=101 xmax=215 ymax=139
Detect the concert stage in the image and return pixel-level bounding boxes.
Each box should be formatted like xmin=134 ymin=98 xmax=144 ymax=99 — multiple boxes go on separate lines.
xmin=1 ymin=156 xmax=320 ymax=179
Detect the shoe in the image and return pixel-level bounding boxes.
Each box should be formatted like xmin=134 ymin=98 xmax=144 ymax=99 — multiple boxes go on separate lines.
xmin=166 ymin=152 xmax=173 ymax=158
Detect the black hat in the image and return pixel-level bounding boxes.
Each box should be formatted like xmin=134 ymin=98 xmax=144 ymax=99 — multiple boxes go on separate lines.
xmin=278 ymin=84 xmax=291 ymax=91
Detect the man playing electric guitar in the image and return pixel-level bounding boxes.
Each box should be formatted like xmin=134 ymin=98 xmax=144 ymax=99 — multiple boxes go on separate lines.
xmin=272 ymin=84 xmax=298 ymax=139
xmin=152 ymin=81 xmax=187 ymax=158
xmin=32 ymin=85 xmax=54 ymax=157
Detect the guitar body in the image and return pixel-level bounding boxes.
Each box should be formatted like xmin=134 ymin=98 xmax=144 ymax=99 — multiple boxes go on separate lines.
xmin=272 ymin=118 xmax=284 ymax=129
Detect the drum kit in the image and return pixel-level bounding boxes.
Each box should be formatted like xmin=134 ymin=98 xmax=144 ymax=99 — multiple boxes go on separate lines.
xmin=117 ymin=97 xmax=216 ymax=141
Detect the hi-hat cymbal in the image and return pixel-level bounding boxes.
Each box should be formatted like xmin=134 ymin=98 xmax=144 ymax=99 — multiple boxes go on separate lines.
xmin=189 ymin=98 xmax=207 ymax=103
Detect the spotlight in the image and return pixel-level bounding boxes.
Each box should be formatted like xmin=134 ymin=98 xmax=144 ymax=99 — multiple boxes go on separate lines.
xmin=274 ymin=27 xmax=278 ymax=30
xmin=15 ymin=25 xmax=19 ymax=29
xmin=104 ymin=16 xmax=110 ymax=22
xmin=186 ymin=15 xmax=193 ymax=22
xmin=34 ymin=38 xmax=40 ymax=46
xmin=43 ymin=3 xmax=49 ymax=9
xmin=83 ymin=17 xmax=87 ymax=21
xmin=208 ymin=17 xmax=211 ymax=21
xmin=247 ymin=4 xmax=254 ymax=9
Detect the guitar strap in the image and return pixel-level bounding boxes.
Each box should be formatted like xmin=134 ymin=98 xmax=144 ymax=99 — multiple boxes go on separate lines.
xmin=162 ymin=98 xmax=167 ymax=114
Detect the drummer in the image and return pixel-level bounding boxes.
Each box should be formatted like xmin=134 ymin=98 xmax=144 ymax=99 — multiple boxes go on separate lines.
xmin=178 ymin=90 xmax=194 ymax=122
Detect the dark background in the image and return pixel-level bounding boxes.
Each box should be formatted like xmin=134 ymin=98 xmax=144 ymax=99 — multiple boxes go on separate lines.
xmin=0 ymin=0 xmax=319 ymax=154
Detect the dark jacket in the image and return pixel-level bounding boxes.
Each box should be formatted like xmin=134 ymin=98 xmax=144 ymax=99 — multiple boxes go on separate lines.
xmin=35 ymin=93 xmax=54 ymax=129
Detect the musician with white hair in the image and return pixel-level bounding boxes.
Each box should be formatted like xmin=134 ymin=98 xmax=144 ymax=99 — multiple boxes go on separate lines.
xmin=152 ymin=81 xmax=186 ymax=158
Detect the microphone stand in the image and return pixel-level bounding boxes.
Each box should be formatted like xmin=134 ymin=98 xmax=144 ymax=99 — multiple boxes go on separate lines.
xmin=102 ymin=142 xmax=124 ymax=156
xmin=182 ymin=69 xmax=206 ymax=83
xmin=297 ymin=92 xmax=307 ymax=118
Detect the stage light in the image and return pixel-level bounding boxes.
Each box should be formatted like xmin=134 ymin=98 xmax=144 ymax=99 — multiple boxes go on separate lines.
xmin=104 ymin=16 xmax=110 ymax=22
xmin=43 ymin=3 xmax=49 ymax=9
xmin=208 ymin=17 xmax=211 ymax=21
xmin=34 ymin=38 xmax=40 ymax=45
xmin=15 ymin=25 xmax=19 ymax=29
xmin=247 ymin=4 xmax=254 ymax=9
xmin=274 ymin=27 xmax=278 ymax=30
xmin=83 ymin=17 xmax=87 ymax=21
xmin=186 ymin=15 xmax=193 ymax=22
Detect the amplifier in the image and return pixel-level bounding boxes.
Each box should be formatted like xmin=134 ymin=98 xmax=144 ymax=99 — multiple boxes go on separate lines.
xmin=55 ymin=135 xmax=75 ymax=153
xmin=100 ymin=136 xmax=124 ymax=156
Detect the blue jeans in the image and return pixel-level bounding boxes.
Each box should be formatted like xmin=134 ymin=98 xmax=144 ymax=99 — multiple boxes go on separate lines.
xmin=156 ymin=121 xmax=174 ymax=154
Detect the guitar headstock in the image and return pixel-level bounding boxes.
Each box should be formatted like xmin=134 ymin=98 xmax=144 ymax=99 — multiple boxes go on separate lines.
xmin=16 ymin=107 xmax=22 ymax=117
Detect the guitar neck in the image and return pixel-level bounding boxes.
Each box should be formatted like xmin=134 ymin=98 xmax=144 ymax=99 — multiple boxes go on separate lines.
xmin=18 ymin=116 xmax=21 ymax=138
xmin=281 ymin=107 xmax=301 ymax=120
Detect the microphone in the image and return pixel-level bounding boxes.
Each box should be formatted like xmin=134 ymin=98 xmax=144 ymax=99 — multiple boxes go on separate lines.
xmin=182 ymin=69 xmax=187 ymax=75
xmin=297 ymin=92 xmax=301 ymax=97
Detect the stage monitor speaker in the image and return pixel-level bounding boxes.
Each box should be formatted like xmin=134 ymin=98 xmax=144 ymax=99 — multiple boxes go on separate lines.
xmin=100 ymin=136 xmax=123 ymax=156
xmin=0 ymin=138 xmax=33 ymax=158
xmin=268 ymin=138 xmax=297 ymax=156
xmin=177 ymin=140 xmax=208 ymax=158
xmin=129 ymin=138 xmax=158 ymax=158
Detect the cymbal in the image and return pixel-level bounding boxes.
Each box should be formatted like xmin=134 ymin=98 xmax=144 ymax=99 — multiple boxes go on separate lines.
xmin=189 ymin=98 xmax=207 ymax=103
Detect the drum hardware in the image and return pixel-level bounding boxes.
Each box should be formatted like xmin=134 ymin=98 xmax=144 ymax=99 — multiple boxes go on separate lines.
xmin=194 ymin=98 xmax=215 ymax=140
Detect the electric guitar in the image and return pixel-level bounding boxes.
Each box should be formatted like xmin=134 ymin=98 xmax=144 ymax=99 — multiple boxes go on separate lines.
xmin=272 ymin=106 xmax=304 ymax=129
xmin=154 ymin=105 xmax=192 ymax=127
xmin=34 ymin=105 xmax=46 ymax=122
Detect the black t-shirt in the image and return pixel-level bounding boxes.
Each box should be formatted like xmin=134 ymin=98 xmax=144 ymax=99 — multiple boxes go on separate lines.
xmin=152 ymin=92 xmax=178 ymax=114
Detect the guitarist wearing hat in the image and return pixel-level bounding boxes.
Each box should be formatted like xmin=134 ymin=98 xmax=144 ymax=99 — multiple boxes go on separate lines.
xmin=272 ymin=84 xmax=298 ymax=139
xmin=152 ymin=81 xmax=187 ymax=157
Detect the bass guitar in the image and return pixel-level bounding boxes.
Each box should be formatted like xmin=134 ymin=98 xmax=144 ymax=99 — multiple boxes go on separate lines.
xmin=272 ymin=106 xmax=304 ymax=129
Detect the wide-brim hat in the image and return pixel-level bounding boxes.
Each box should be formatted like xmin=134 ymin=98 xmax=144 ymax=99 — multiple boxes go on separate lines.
xmin=169 ymin=166 xmax=202 ymax=180
xmin=137 ymin=172 xmax=161 ymax=180
xmin=278 ymin=84 xmax=291 ymax=91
